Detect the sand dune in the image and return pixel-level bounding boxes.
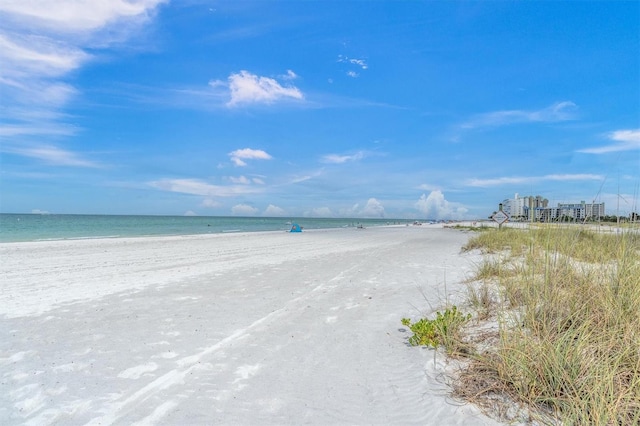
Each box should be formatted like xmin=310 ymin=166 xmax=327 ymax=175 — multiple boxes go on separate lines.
xmin=1 ymin=226 xmax=501 ymax=425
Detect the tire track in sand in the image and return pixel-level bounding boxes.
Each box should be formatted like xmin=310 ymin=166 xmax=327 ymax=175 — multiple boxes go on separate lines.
xmin=86 ymin=264 xmax=361 ymax=425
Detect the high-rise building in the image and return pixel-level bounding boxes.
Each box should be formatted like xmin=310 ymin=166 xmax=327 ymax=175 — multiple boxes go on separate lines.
xmin=500 ymin=194 xmax=604 ymax=222
xmin=553 ymin=201 xmax=606 ymax=221
xmin=585 ymin=202 xmax=605 ymax=219
xmin=502 ymin=194 xmax=548 ymax=220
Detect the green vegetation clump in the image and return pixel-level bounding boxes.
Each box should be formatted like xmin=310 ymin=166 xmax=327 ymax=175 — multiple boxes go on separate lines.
xmin=448 ymin=224 xmax=494 ymax=233
xmin=455 ymin=225 xmax=640 ymax=424
xmin=402 ymin=306 xmax=471 ymax=355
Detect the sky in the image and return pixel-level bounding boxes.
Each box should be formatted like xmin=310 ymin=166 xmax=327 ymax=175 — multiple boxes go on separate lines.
xmin=1 ymin=1 xmax=639 ymax=220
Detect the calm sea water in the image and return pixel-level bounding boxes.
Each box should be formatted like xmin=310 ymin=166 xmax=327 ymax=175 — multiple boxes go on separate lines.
xmin=0 ymin=214 xmax=413 ymax=243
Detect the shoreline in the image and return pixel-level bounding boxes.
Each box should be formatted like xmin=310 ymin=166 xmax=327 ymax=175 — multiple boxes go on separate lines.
xmin=0 ymin=213 xmax=427 ymax=244
xmin=1 ymin=226 xmax=501 ymax=425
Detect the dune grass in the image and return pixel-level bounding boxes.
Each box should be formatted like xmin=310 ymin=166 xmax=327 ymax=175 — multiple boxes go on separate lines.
xmin=457 ymin=225 xmax=640 ymax=424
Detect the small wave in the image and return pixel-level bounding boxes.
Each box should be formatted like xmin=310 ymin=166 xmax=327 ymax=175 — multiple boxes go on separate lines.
xmin=36 ymin=235 xmax=122 ymax=242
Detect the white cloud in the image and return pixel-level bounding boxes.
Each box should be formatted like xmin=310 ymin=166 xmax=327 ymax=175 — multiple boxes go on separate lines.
xmin=227 ymin=175 xmax=265 ymax=185
xmin=281 ymin=69 xmax=298 ymax=80
xmin=0 ymin=121 xmax=79 ymax=137
xmin=461 ymin=101 xmax=578 ymax=129
xmin=466 ymin=173 xmax=604 ymax=187
xmin=211 ymin=70 xmax=303 ymax=107
xmin=337 ymin=56 xmax=367 ymax=79
xmin=611 ymin=129 xmax=640 ymax=144
xmin=466 ymin=176 xmax=530 ymax=187
xmin=338 ymin=55 xmax=368 ymax=69
xmin=577 ymin=129 xmax=640 ymax=154
xmin=148 ymin=178 xmax=260 ymax=197
xmin=0 ymin=0 xmax=165 ymax=144
xmin=321 ymin=151 xmax=366 ymax=164
xmin=544 ymin=174 xmax=604 ymax=181
xmin=337 ymin=199 xmax=386 ymax=218
xmin=31 ymin=209 xmax=50 ymax=215
xmin=415 ymin=191 xmax=469 ymax=220
xmin=0 ymin=0 xmax=166 ymax=33
xmin=183 ymin=210 xmax=197 ymax=216
xmin=599 ymin=192 xmax=640 ymax=216
xmin=305 ymin=207 xmax=334 ymax=218
xmin=201 ymin=198 xmax=221 ymax=208
xmin=231 ymin=204 xmax=259 ymax=216
xmin=0 ymin=34 xmax=89 ymax=78
xmin=417 ymin=183 xmax=440 ymax=192
xmin=228 ymin=148 xmax=273 ymax=167
xmin=361 ymin=198 xmax=385 ymax=218
xmin=263 ymin=204 xmax=286 ymax=217
xmin=229 ymin=175 xmax=251 ymax=184
xmin=350 ymin=59 xmax=368 ymax=69
xmin=2 ymin=144 xmax=100 ymax=168
xmin=290 ymin=174 xmax=314 ymax=184
xmin=339 ymin=203 xmax=360 ymax=217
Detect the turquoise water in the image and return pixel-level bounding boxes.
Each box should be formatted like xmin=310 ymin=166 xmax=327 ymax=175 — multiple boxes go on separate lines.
xmin=0 ymin=214 xmax=412 ymax=243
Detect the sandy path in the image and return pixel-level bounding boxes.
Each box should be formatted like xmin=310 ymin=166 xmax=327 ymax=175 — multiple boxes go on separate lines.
xmin=0 ymin=226 xmax=499 ymax=425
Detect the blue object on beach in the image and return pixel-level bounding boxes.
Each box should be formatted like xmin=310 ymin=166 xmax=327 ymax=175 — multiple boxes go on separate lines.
xmin=290 ymin=223 xmax=302 ymax=232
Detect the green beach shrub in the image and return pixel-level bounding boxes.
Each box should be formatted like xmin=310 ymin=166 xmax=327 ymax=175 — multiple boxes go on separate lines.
xmin=402 ymin=306 xmax=471 ymax=354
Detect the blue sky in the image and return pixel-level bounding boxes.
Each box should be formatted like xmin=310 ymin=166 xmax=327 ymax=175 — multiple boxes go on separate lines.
xmin=1 ymin=1 xmax=638 ymax=219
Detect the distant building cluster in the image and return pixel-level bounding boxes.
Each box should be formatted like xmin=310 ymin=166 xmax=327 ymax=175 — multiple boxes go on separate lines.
xmin=501 ymin=193 xmax=605 ymax=222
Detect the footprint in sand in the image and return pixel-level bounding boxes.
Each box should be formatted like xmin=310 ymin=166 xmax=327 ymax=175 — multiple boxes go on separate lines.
xmin=232 ymin=364 xmax=261 ymax=390
xmin=152 ymin=351 xmax=179 ymax=359
xmin=117 ymin=362 xmax=158 ymax=379
xmin=325 ymin=316 xmax=338 ymax=323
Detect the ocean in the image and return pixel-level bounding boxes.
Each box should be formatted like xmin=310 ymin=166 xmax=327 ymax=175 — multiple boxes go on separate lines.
xmin=0 ymin=214 xmax=413 ymax=243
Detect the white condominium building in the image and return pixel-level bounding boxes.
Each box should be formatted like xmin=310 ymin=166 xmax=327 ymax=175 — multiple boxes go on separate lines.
xmin=501 ymin=194 xmax=548 ymax=220
xmin=500 ymin=194 xmax=605 ymax=222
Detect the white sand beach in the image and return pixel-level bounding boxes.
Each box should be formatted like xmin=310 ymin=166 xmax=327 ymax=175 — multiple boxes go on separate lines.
xmin=0 ymin=225 xmax=501 ymax=425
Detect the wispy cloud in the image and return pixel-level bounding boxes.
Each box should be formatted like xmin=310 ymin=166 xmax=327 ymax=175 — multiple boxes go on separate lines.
xmin=0 ymin=122 xmax=79 ymax=137
xmin=577 ymin=129 xmax=640 ymax=154
xmin=289 ymin=174 xmax=315 ymax=184
xmin=210 ymin=70 xmax=304 ymax=107
xmin=0 ymin=33 xmax=89 ymax=77
xmin=338 ymin=200 xmax=384 ymax=218
xmin=0 ymin=0 xmax=166 ymax=33
xmin=1 ymin=144 xmax=101 ymax=168
xmin=228 ymin=148 xmax=273 ymax=167
xmin=0 ymin=0 xmax=165 ymax=140
xmin=304 ymin=206 xmax=334 ymax=218
xmin=338 ymin=55 xmax=368 ymax=78
xmin=201 ymin=198 xmax=221 ymax=208
xmin=338 ymin=55 xmax=368 ymax=69
xmin=416 ymin=183 xmax=443 ymax=192
xmin=460 ymin=101 xmax=578 ymax=129
xmin=228 ymin=175 xmax=266 ymax=185
xmin=281 ymin=70 xmax=298 ymax=80
xmin=0 ymin=81 xmax=80 ymax=139
xmin=148 ymin=178 xmax=262 ymax=197
xmin=231 ymin=204 xmax=259 ymax=216
xmin=321 ymin=150 xmax=366 ymax=164
xmin=467 ymin=173 xmax=604 ymax=187
xmin=228 ymin=175 xmax=251 ymax=185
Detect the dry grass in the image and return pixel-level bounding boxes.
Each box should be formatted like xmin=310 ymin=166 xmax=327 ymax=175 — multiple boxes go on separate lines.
xmin=455 ymin=224 xmax=640 ymax=425
xmin=465 ymin=281 xmax=495 ymax=321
